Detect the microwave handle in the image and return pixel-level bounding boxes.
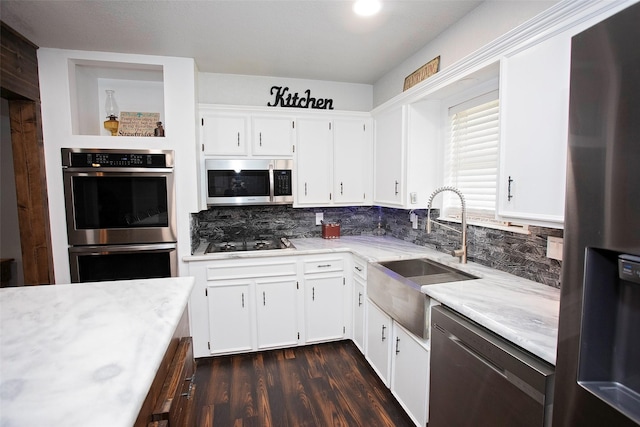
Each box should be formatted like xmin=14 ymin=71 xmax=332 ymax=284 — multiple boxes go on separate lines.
xmin=268 ymin=164 xmax=275 ymax=202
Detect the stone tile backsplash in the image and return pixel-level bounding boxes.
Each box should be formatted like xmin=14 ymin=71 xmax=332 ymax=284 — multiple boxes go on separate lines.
xmin=192 ymin=205 xmax=562 ymax=288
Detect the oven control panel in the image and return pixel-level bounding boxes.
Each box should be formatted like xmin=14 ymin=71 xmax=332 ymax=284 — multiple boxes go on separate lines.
xmin=62 ymin=149 xmax=174 ymax=168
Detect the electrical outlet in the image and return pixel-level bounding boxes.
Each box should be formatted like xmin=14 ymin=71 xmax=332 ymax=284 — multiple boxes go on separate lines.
xmin=315 ymin=212 xmax=324 ymax=225
xmin=547 ymin=237 xmax=563 ymax=261
xmin=410 ymin=212 xmax=418 ymax=229
xmin=410 ymin=192 xmax=417 ymax=204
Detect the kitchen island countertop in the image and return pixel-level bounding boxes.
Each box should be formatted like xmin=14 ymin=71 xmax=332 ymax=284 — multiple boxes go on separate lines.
xmin=187 ymin=235 xmax=560 ymax=364
xmin=0 ymin=277 xmax=194 ymax=427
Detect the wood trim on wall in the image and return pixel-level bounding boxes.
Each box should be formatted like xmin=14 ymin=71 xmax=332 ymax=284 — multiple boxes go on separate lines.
xmin=1 ymin=21 xmax=54 ymax=285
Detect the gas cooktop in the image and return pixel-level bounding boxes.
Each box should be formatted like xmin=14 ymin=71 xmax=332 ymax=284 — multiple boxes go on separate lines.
xmin=205 ymin=237 xmax=295 ymax=253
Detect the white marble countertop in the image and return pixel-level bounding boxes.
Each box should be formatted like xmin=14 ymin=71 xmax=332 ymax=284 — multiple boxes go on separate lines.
xmin=187 ymin=236 xmax=560 ymax=364
xmin=0 ymin=277 xmax=194 ymax=427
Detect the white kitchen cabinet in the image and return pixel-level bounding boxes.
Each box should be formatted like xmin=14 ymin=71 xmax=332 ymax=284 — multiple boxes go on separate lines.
xmin=333 ymin=118 xmax=372 ymax=205
xmin=207 ymin=282 xmax=253 ymax=354
xmin=200 ymin=111 xmax=248 ymax=156
xmin=373 ymin=101 xmax=441 ymax=208
xmin=188 ymin=257 xmax=299 ymax=357
xmin=251 ymin=115 xmax=295 ymax=156
xmin=255 ymin=277 xmax=299 ymax=349
xmin=295 ymin=118 xmax=333 ymax=205
xmin=303 ymin=256 xmax=347 ymax=343
xmin=295 ymin=115 xmax=373 ymax=207
xmin=365 ymin=299 xmax=392 ymax=386
xmin=497 ymin=32 xmax=571 ymax=228
xmin=391 ymin=323 xmax=430 ymax=427
xmin=373 ymin=106 xmax=404 ymax=206
xmin=352 ymin=257 xmax=367 ymax=352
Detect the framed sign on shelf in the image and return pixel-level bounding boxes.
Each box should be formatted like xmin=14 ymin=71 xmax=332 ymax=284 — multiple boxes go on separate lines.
xmin=118 ymin=112 xmax=161 ymax=137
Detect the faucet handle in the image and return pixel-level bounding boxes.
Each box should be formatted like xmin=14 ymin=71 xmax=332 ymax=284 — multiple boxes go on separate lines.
xmin=451 ymin=248 xmax=465 ymax=258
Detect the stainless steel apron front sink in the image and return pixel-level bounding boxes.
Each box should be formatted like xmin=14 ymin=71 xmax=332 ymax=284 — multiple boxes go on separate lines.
xmin=367 ymin=258 xmax=478 ymax=339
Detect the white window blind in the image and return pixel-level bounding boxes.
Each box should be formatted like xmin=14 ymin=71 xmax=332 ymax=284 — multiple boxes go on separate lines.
xmin=444 ymin=91 xmax=500 ymax=220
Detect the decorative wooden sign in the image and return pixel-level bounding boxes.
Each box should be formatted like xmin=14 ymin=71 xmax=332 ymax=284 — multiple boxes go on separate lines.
xmin=118 ymin=112 xmax=160 ymax=137
xmin=268 ymin=86 xmax=334 ymax=110
xmin=403 ymin=56 xmax=441 ymax=91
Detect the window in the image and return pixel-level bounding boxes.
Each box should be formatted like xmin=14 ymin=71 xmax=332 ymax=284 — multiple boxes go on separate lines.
xmin=443 ymin=91 xmax=501 ymax=224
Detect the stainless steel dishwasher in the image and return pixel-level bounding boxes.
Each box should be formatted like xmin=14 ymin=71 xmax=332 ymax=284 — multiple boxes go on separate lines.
xmin=429 ymin=305 xmax=555 ymax=427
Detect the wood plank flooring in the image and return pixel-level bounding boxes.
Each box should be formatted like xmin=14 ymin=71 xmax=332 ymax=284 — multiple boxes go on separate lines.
xmin=193 ymin=340 xmax=416 ymax=427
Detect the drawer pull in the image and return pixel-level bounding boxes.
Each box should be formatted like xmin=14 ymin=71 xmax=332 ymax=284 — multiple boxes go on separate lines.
xmin=355 ymin=266 xmax=363 ymax=272
xmin=317 ymin=264 xmax=332 ymax=268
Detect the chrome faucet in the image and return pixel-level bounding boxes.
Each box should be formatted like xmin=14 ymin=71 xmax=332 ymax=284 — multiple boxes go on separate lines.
xmin=426 ymin=186 xmax=467 ymax=263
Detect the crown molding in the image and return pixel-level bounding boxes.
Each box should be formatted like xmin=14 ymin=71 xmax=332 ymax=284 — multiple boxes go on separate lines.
xmin=372 ymin=0 xmax=638 ymax=114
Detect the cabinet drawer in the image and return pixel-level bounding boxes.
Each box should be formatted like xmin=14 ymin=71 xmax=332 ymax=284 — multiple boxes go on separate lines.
xmin=152 ymin=337 xmax=195 ymax=426
xmin=206 ymin=261 xmax=297 ymax=281
xmin=303 ymin=258 xmax=344 ymax=274
xmin=353 ymin=258 xmax=367 ymax=281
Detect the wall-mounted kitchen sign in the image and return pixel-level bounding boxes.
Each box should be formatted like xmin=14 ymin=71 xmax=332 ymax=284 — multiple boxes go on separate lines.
xmin=403 ymin=56 xmax=440 ymax=91
xmin=268 ymin=86 xmax=334 ymax=110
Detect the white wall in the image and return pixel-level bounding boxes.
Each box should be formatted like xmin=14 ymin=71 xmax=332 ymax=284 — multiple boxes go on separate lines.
xmin=37 ymin=48 xmax=199 ymax=284
xmin=373 ymin=0 xmax=558 ymax=107
xmin=198 ymin=72 xmax=373 ymax=111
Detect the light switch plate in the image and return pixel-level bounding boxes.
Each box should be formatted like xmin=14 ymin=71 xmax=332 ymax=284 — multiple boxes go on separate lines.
xmin=315 ymin=212 xmax=324 ymax=225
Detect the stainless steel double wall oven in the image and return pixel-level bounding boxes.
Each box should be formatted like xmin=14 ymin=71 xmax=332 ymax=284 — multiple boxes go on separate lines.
xmin=62 ymin=148 xmax=177 ymax=282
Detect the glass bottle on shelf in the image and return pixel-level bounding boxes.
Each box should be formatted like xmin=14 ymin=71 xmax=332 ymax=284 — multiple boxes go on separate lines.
xmin=103 ymin=90 xmax=119 ymax=136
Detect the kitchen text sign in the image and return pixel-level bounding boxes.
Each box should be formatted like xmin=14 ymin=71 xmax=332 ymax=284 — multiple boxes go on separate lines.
xmin=268 ymin=86 xmax=334 ymax=110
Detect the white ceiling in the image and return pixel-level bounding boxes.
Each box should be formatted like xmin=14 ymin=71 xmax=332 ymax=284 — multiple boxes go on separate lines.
xmin=0 ymin=0 xmax=483 ymax=85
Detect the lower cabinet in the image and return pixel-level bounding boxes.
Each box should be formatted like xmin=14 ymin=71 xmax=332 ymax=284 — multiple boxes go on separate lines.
xmin=207 ymin=282 xmax=253 ymax=354
xmin=256 ymin=278 xmax=299 ymax=349
xmin=365 ymin=299 xmax=430 ymax=427
xmin=188 ymin=254 xmax=349 ymax=357
xmin=303 ymin=256 xmax=347 ymax=343
xmin=365 ymin=300 xmax=393 ymax=386
xmin=391 ymin=323 xmax=430 ymax=427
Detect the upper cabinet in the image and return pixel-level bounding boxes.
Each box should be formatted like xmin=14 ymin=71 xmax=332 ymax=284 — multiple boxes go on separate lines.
xmin=252 ymin=115 xmax=295 ymax=156
xmin=373 ymin=100 xmax=441 ymax=209
xmin=497 ymin=32 xmax=571 ymax=228
xmin=201 ymin=111 xmax=248 ymax=156
xmin=295 ymin=113 xmax=372 ymax=207
xmin=199 ymin=106 xmax=294 ymax=158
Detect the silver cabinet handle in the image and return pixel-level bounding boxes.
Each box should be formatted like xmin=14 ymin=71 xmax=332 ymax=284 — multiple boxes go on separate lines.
xmin=237 ymin=132 xmax=240 ymax=147
xmin=355 ymin=266 xmax=363 ymax=272
xmin=340 ymin=182 xmax=344 ymax=195
xmin=317 ymin=264 xmax=332 ymax=268
xmin=241 ymin=292 xmax=245 ymax=308
xmin=394 ymin=180 xmax=399 ymax=195
xmin=312 ymin=287 xmax=315 ymax=301
xmin=358 ymin=292 xmax=363 ymax=306
xmin=305 ymin=182 xmax=308 ymax=196
xmin=259 ymin=132 xmax=263 ymax=146
xmin=263 ymin=291 xmax=266 ymax=306
xmin=381 ymin=325 xmax=387 ymax=341
xmin=508 ymin=176 xmax=514 ymax=201
xmin=396 ymin=337 xmax=400 ymax=354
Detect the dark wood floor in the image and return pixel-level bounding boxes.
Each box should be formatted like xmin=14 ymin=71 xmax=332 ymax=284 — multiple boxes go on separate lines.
xmin=193 ymin=340 xmax=415 ymax=427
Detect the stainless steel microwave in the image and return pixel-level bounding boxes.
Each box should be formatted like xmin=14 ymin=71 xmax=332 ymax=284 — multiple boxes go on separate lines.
xmin=205 ymin=159 xmax=293 ymax=206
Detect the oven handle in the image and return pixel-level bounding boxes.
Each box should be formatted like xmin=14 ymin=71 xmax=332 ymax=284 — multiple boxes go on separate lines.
xmin=63 ymin=167 xmax=173 ymax=173
xmin=68 ymin=243 xmax=177 ymax=254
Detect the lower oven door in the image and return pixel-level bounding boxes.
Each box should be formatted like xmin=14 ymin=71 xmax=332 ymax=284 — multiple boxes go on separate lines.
xmin=68 ymin=243 xmax=177 ymax=283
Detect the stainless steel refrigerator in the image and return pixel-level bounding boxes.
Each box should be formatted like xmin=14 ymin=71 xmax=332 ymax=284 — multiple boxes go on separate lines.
xmin=554 ymin=2 xmax=640 ymax=425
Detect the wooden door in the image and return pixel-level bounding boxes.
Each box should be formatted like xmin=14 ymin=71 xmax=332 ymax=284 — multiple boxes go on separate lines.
xmin=1 ymin=22 xmax=54 ymax=285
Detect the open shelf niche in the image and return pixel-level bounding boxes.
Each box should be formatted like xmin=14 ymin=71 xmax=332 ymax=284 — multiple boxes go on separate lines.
xmin=69 ymin=59 xmax=165 ymax=136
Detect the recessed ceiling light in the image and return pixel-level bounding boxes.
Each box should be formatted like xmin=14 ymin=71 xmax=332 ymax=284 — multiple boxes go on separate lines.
xmin=353 ymin=0 xmax=382 ymax=17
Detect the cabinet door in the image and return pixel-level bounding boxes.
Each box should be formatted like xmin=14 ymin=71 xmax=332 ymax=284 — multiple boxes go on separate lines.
xmin=391 ymin=324 xmax=430 ymax=427
xmin=305 ymin=273 xmax=344 ymax=342
xmin=252 ymin=116 xmax=294 ymax=157
xmin=365 ymin=300 xmax=392 ymax=386
xmin=255 ymin=278 xmax=299 ymax=349
xmin=201 ymin=113 xmax=248 ymax=156
xmin=296 ymin=118 xmax=333 ymax=205
xmin=207 ymin=283 xmax=253 ymax=354
xmin=353 ymin=277 xmax=365 ymax=352
xmin=373 ymin=107 xmax=404 ymax=206
xmin=498 ymin=33 xmax=570 ymax=227
xmin=333 ymin=118 xmax=372 ymax=205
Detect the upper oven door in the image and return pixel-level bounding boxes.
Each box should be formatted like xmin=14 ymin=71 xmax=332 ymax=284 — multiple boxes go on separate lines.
xmin=63 ymin=169 xmax=177 ymax=245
